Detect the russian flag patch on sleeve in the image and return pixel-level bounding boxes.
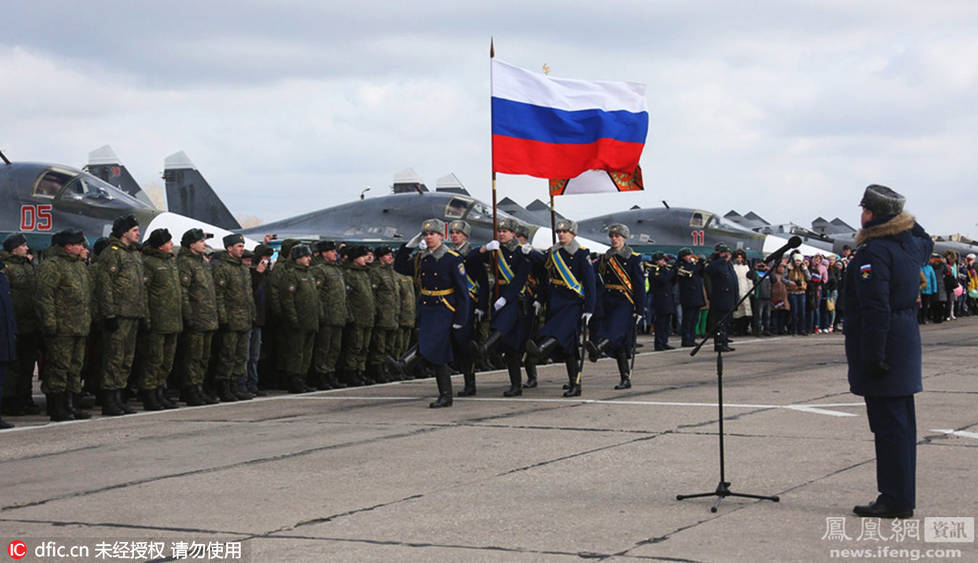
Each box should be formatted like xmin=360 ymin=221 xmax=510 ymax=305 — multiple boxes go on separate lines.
xmin=860 ymin=263 xmax=872 ymax=279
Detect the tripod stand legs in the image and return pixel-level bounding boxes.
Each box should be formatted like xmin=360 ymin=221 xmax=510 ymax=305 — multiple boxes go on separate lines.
xmin=677 ymin=481 xmax=780 ymax=512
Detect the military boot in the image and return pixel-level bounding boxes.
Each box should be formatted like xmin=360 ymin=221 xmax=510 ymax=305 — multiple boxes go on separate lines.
xmin=184 ymin=385 xmax=205 ymax=406
xmin=156 ymin=388 xmax=179 ymax=409
xmin=525 ymin=336 xmax=559 ymax=362
xmin=457 ymin=371 xmax=477 ymax=397
xmin=49 ymin=393 xmax=75 ymax=422
xmin=386 ymin=345 xmax=420 ymax=379
xmin=502 ymin=353 xmax=523 ymax=397
xmin=100 ymin=390 xmax=126 ymax=416
xmin=68 ymin=393 xmax=92 ymax=419
xmin=23 ymin=392 xmax=41 ymax=415
xmin=311 ymin=372 xmax=332 ymax=391
xmin=2 ymin=396 xmax=25 ymax=416
xmin=198 ymin=385 xmax=219 ymax=404
xmin=233 ymin=381 xmax=255 ymax=400
xmin=288 ymin=374 xmax=307 ymax=394
xmin=116 ymin=390 xmax=137 ymax=414
xmin=562 ymin=356 xmax=582 ymax=397
xmin=368 ymin=363 xmax=390 ymax=384
xmin=523 ymin=361 xmax=538 ymax=389
xmin=614 ymin=352 xmax=632 ymax=390
xmin=479 ymin=330 xmax=503 ymax=357
xmin=217 ymin=381 xmax=239 ymax=402
xmin=340 ymin=371 xmax=363 ymax=387
xmin=141 ymin=389 xmax=164 ymax=411
xmin=585 ymin=338 xmax=611 ymax=363
xmin=429 ymin=366 xmax=453 ymax=408
xmin=326 ymin=372 xmax=347 ymax=389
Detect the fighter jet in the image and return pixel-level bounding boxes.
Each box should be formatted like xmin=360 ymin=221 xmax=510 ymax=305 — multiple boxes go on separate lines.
xmin=0 ymin=150 xmax=257 ymax=250
xmin=83 ymin=145 xmax=154 ymax=206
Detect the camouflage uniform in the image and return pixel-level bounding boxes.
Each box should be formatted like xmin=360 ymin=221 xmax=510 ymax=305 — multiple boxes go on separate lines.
xmin=311 ymin=256 xmax=348 ymax=378
xmin=34 ymin=246 xmax=91 ymax=394
xmin=341 ymin=261 xmax=374 ymax=378
xmin=96 ymin=236 xmax=147 ymax=391
xmin=267 ymin=240 xmax=298 ymax=384
xmin=176 ymin=247 xmax=218 ymax=389
xmin=367 ymin=260 xmax=400 ymax=380
xmin=279 ymin=260 xmax=320 ymax=384
xmin=213 ymin=254 xmax=256 ymax=384
xmin=140 ymin=246 xmax=183 ymax=392
xmin=395 ymin=272 xmax=416 ymax=358
xmin=0 ymin=250 xmax=40 ymax=413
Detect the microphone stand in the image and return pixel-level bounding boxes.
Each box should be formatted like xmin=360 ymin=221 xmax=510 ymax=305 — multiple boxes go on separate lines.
xmin=676 ymin=252 xmax=784 ymax=512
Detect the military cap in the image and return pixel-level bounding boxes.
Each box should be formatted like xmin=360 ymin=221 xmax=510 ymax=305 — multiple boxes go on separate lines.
xmin=714 ymin=242 xmax=731 ymax=253
xmin=253 ymin=244 xmax=275 ymax=258
xmin=223 ymin=233 xmax=245 ymax=248
xmin=677 ymin=247 xmax=693 ymax=258
xmin=859 ymin=184 xmax=905 ymax=216
xmin=290 ymin=244 xmax=312 ymax=260
xmin=93 ymin=237 xmax=111 ymax=256
xmin=181 ymin=228 xmax=209 ymax=246
xmin=497 ymin=218 xmax=519 ymax=233
xmin=421 ymin=218 xmax=445 ymax=234
xmin=145 ymin=228 xmax=172 ymax=249
xmin=111 ymin=214 xmax=139 ymax=237
xmin=555 ymin=219 xmax=577 ymax=235
xmin=732 ymin=248 xmax=747 ymax=259
xmin=242 ymin=248 xmax=254 ymax=259
xmin=652 ymin=252 xmax=667 ymax=262
xmin=315 ymin=240 xmax=336 ymax=253
xmin=514 ymin=223 xmax=531 ymax=239
xmin=347 ymin=245 xmax=370 ymax=260
xmin=52 ymin=228 xmax=86 ymax=247
xmin=374 ymin=245 xmax=393 ymax=258
xmin=608 ymin=224 xmax=630 ymax=239
xmin=2 ymin=233 xmax=27 ymax=252
xmin=448 ymin=220 xmax=471 ymax=236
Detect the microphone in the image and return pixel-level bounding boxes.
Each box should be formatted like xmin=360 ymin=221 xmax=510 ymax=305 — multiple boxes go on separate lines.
xmin=764 ymin=236 xmax=802 ymax=264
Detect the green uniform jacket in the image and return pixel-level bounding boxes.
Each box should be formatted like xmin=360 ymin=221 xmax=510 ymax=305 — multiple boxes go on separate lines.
xmin=0 ymin=251 xmax=38 ymax=333
xmin=177 ymin=247 xmax=218 ymax=332
xmin=344 ymin=263 xmax=375 ymax=328
xmin=267 ymin=258 xmax=292 ymax=319
xmin=214 ymin=254 xmax=256 ymax=332
xmin=96 ymin=236 xmax=147 ymax=319
xmin=311 ymin=257 xmax=348 ymax=327
xmin=280 ymin=263 xmax=320 ymax=330
xmin=142 ymin=247 xmax=184 ymax=334
xmin=369 ymin=262 xmax=400 ymax=329
xmin=34 ymin=246 xmax=91 ymax=336
xmin=397 ymin=273 xmax=416 ymax=327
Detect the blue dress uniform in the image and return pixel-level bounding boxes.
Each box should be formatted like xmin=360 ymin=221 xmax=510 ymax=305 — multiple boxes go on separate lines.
xmin=589 ymin=241 xmax=645 ymax=389
xmin=845 ymin=185 xmax=932 ymax=518
xmin=393 ymin=219 xmax=469 ymax=408
xmin=704 ymin=246 xmax=737 ymax=350
xmin=676 ymin=249 xmax=706 ymax=346
xmin=527 ymin=225 xmax=596 ymax=396
xmin=451 ymin=234 xmax=488 ymax=396
xmin=649 ymin=258 xmax=677 ymax=351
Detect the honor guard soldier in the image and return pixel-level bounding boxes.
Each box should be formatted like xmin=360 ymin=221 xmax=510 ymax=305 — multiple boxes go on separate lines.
xmin=587 ymin=223 xmax=645 ymax=389
xmin=309 ymin=241 xmax=347 ymax=390
xmin=676 ymin=247 xmax=706 ymax=347
xmin=447 ymin=220 xmax=488 ymax=396
xmin=526 ymin=219 xmax=596 ymax=397
xmin=649 ymin=252 xmax=677 ymax=351
xmin=34 ymin=229 xmax=92 ymax=421
xmin=847 ymin=185 xmax=932 ymax=519
xmin=1 ymin=233 xmax=41 ymax=417
xmin=704 ymin=242 xmax=737 ymax=352
xmin=139 ymin=228 xmax=182 ymax=410
xmin=340 ymin=246 xmax=375 ymax=387
xmin=477 ymin=218 xmax=532 ymax=397
xmin=213 ymin=234 xmax=257 ymax=401
xmin=176 ymin=228 xmax=219 ymax=405
xmin=367 ymin=246 xmax=400 ymax=384
xmin=392 ymin=218 xmax=469 ymax=407
xmin=280 ymin=244 xmax=320 ymax=393
xmin=515 ymin=223 xmax=544 ymax=389
xmin=96 ymin=214 xmax=147 ymax=416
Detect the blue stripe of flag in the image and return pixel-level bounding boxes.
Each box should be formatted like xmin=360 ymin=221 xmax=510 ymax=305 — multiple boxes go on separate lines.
xmin=492 ymin=97 xmax=649 ymax=145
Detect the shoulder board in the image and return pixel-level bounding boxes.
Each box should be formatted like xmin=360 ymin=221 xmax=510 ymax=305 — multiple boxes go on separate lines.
xmin=445 ymin=249 xmax=459 ymax=256
xmin=579 ymin=246 xmax=588 ymax=252
xmin=111 ymin=245 xmax=120 ymax=251
xmin=631 ymin=251 xmax=640 ymax=257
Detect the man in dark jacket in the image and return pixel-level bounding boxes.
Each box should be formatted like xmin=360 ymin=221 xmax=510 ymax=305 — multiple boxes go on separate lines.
xmin=704 ymin=242 xmax=737 ymax=352
xmin=0 ymin=262 xmax=17 ymax=429
xmin=676 ymin=247 xmax=705 ymax=346
xmin=1 ymin=233 xmax=40 ymax=417
xmin=846 ymin=184 xmax=932 ymax=519
xmin=649 ymin=252 xmax=677 ymax=351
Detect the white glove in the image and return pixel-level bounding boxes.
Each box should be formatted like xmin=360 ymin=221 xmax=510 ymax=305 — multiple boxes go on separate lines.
xmin=452 ymin=323 xmax=463 ymax=330
xmin=521 ymin=243 xmax=533 ymax=255
xmin=474 ymin=309 xmax=485 ymax=321
xmin=418 ymin=238 xmax=427 ymax=251
xmin=581 ymin=312 xmax=593 ymax=325
xmin=406 ymin=232 xmax=423 ymax=249
xmin=532 ymin=301 xmax=543 ymax=315
xmin=485 ymin=240 xmax=500 ymax=252
xmin=494 ymin=297 xmax=507 ymax=311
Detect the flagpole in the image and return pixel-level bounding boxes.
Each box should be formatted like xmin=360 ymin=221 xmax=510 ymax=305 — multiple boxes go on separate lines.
xmin=490 ymin=38 xmax=498 ymax=242
xmin=549 ymin=191 xmax=557 ymax=245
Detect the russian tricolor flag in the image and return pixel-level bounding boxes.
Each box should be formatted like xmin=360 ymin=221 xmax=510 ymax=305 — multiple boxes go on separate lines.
xmin=491 ymin=59 xmax=649 ymax=180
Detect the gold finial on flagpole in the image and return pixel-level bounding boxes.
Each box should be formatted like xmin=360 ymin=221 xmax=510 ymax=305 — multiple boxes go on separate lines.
xmin=543 ymin=63 xmax=550 ymax=75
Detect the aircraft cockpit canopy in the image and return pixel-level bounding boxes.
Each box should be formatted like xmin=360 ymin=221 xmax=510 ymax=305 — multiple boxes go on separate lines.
xmin=444 ymin=197 xmax=470 ymax=219
xmin=33 ymin=168 xmax=152 ymax=210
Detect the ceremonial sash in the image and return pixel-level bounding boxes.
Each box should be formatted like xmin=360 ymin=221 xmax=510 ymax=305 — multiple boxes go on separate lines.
xmin=495 ymin=250 xmax=515 ymax=284
xmin=550 ymin=249 xmax=583 ymax=297
xmin=466 ymin=274 xmax=479 ymax=301
xmin=606 ymin=255 xmax=633 ymax=293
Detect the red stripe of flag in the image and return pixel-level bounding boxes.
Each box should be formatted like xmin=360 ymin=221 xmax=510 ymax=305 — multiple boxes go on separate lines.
xmin=492 ymin=135 xmax=644 ymax=179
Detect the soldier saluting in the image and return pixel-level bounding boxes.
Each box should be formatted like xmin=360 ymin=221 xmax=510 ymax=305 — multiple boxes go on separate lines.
xmin=586 ymin=223 xmax=645 ymax=389
xmin=526 ymin=219 xmax=596 ymax=397
xmin=393 ymin=219 xmax=469 ymax=408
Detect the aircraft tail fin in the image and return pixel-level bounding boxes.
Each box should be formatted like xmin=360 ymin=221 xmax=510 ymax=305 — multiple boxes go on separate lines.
xmin=163 ymin=151 xmax=241 ymax=231
xmin=86 ymin=145 xmax=154 ymax=206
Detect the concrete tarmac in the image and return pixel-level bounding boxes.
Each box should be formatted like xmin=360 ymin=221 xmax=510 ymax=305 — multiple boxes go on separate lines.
xmin=1 ymin=320 xmax=976 ymax=562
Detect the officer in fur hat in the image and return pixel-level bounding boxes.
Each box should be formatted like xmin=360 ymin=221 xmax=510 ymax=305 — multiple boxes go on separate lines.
xmin=847 ymin=184 xmax=932 ymax=519
xmin=175 ymin=228 xmax=219 ymax=406
xmin=279 ymin=245 xmax=320 ymax=393
xmin=213 ymin=234 xmax=256 ymax=401
xmin=309 ymin=241 xmax=348 ymax=390
xmin=1 ymin=233 xmax=41 ymax=418
xmin=446 ymin=220 xmax=488 ymax=396
xmin=138 ymin=228 xmax=182 ymax=410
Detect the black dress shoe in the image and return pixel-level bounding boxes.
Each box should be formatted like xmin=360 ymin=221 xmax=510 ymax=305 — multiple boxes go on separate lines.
xmin=853 ymin=499 xmax=913 ymax=519
xmin=502 ymin=386 xmax=522 ymax=397
xmin=562 ymin=384 xmax=581 ymax=397
xmin=0 ymin=419 xmax=14 ymax=430
xmin=522 ymin=377 xmax=538 ymax=389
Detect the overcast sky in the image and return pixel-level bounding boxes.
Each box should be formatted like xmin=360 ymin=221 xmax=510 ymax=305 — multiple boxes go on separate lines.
xmin=3 ymin=1 xmax=977 ymax=237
